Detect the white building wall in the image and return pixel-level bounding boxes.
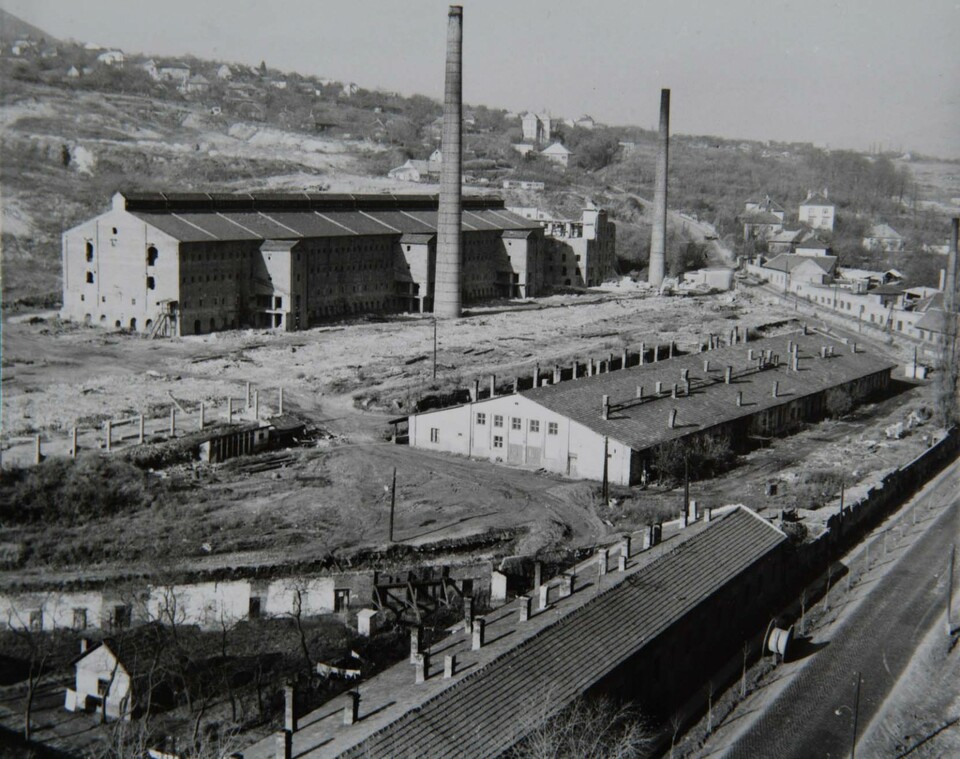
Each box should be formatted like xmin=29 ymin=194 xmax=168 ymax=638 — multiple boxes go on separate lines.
xmin=264 ymin=576 xmax=335 ymax=617
xmin=410 ymin=394 xmax=634 ymax=484
xmin=76 ymin=646 xmax=132 ymax=718
xmin=61 ymin=205 xmax=181 ymax=333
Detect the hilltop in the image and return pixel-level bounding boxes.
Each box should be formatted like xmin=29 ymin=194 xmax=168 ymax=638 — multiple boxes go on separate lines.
xmin=1 ymin=10 xmax=957 ymax=306
xmin=0 ymin=7 xmax=58 ymax=45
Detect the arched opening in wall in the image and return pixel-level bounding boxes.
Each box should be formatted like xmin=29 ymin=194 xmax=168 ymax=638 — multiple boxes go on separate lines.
xmin=114 ymin=320 xmax=121 ymax=329
xmin=83 ymin=314 xmax=92 ymax=325
xmin=146 ymin=246 xmax=159 ymax=266
xmin=193 ymin=319 xmax=201 ymax=334
xmin=85 ymin=241 xmax=94 ymax=261
xmin=146 ymin=276 xmax=156 ymax=290
xmin=100 ymin=315 xmax=106 ymax=323
xmin=129 ymin=318 xmax=137 ymax=331
xmin=145 ymin=319 xmax=153 ymax=331
xmin=86 ymin=272 xmax=94 ymax=284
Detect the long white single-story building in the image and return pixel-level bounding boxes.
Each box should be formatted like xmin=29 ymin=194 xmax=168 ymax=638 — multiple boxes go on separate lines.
xmin=408 ymin=332 xmax=896 ymax=485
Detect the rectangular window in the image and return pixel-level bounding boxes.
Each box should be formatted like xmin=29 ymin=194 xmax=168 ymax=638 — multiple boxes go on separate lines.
xmin=511 ymin=417 xmax=521 ymax=431
xmin=529 ymin=419 xmax=540 ymax=433
xmin=548 ymin=422 xmax=558 ymax=435
xmin=493 ymin=435 xmax=503 ymax=448
xmin=430 ymin=428 xmax=439 ymax=443
xmin=494 ymin=415 xmax=503 ymax=428
xmin=86 ymin=271 xmax=94 ymax=284
xmin=97 ymin=679 xmax=111 ymax=697
xmin=334 ymin=589 xmax=350 ymax=612
xmin=146 ymin=276 xmax=156 ymax=290
xmin=72 ymin=608 xmax=87 ymax=630
xmin=29 ymin=610 xmax=42 ymax=631
xmin=476 ymin=412 xmax=486 ymax=425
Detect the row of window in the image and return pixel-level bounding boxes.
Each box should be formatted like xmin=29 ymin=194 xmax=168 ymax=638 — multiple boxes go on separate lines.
xmin=475 ymin=413 xmax=558 ymax=435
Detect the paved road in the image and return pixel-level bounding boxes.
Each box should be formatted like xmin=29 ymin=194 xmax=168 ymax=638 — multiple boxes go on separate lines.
xmin=724 ymin=458 xmax=960 ymax=759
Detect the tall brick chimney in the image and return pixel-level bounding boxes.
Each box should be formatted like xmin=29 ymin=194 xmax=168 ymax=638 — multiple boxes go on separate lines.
xmin=946 ymin=218 xmax=959 ymax=317
xmin=648 ymin=88 xmax=670 ymax=287
xmin=434 ymin=6 xmax=464 ymax=318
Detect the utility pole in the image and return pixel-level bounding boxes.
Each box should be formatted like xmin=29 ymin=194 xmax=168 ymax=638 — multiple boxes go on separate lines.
xmin=683 ymin=454 xmax=690 ymax=515
xmin=948 ymin=544 xmax=955 ymax=636
xmin=433 ymin=317 xmax=438 ymax=380
xmin=851 ymin=671 xmax=861 ymax=759
xmin=389 ymin=467 xmax=397 ymax=543
xmin=602 ymin=436 xmax=609 ymax=504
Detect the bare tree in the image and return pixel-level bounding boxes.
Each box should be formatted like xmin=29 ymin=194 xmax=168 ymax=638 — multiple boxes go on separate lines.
xmin=5 ymin=604 xmax=57 ymax=742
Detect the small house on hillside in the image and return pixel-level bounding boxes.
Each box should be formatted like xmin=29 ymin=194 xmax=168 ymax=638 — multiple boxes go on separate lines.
xmin=863 ymin=223 xmax=904 ymax=252
xmin=740 ymin=212 xmax=783 ymax=242
xmin=799 ymin=190 xmax=835 ymax=231
xmin=766 ymin=228 xmax=814 ymax=254
xmin=541 ymin=142 xmax=573 ymax=168
xmin=180 ymin=74 xmax=210 ymax=95
xmin=158 ymin=62 xmax=191 ymax=83
xmin=64 ymin=626 xmax=174 ymax=721
xmin=97 ymin=50 xmax=124 ymax=67
xmin=217 ymin=64 xmax=232 ymax=80
xmin=141 ymin=59 xmax=159 ymax=80
xmin=760 ymin=253 xmax=837 ymax=288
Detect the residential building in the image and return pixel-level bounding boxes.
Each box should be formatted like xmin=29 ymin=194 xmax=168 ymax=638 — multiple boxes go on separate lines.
xmin=511 ymin=143 xmax=536 ymax=157
xmin=540 ymin=142 xmax=573 ymax=168
xmin=96 ymin=50 xmax=124 ymax=67
xmin=766 ymin=228 xmax=814 ymax=254
xmin=66 ymin=65 xmax=80 ymax=79
xmin=179 ymin=74 xmax=210 ymax=95
xmin=407 ymin=332 xmax=894 ymax=485
xmin=140 ymin=59 xmax=159 ymax=80
xmin=740 ymin=212 xmax=783 ymax=242
xmin=757 ymin=253 xmax=837 ymax=289
xmin=799 ymin=190 xmax=836 ymax=231
xmin=574 ymin=115 xmax=596 ymax=130
xmin=342 ymin=82 xmax=359 ymax=97
xmin=863 ymin=223 xmax=905 ymax=252
xmin=744 ymin=196 xmax=786 ymax=219
xmin=501 ymin=180 xmax=545 ymax=191
xmin=521 ymin=112 xmax=552 ymax=144
xmin=60 ymin=192 xmax=544 ymax=335
xmin=216 ymin=64 xmax=233 ymax=80
xmin=794 ymin=242 xmax=832 ymax=257
xmin=158 ymin=62 xmax=190 ymax=83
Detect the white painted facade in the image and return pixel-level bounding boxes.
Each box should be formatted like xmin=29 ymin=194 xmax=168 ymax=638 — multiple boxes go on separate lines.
xmin=67 ymin=645 xmax=132 ymax=720
xmin=409 ymin=393 xmax=634 ymax=485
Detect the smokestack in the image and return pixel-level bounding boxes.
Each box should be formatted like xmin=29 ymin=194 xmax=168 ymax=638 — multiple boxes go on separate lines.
xmin=434 ymin=6 xmax=464 ymax=319
xmin=648 ymin=88 xmax=670 ymax=287
xmin=946 ymin=218 xmax=959 ymax=316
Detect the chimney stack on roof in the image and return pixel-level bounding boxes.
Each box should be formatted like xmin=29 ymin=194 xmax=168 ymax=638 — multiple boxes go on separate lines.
xmin=648 ymin=89 xmax=670 ymax=287
xmin=434 ymin=6 xmax=464 ymax=319
xmin=736 ymin=391 xmax=743 ymax=407
xmin=725 ymin=365 xmax=732 ymax=384
xmin=471 ymin=617 xmax=485 ymax=650
xmin=668 ymin=408 xmax=678 ymax=428
xmin=601 ymin=394 xmax=610 ymax=419
xmin=772 ymin=380 xmax=779 ymax=398
xmin=343 ymin=691 xmax=360 ymax=726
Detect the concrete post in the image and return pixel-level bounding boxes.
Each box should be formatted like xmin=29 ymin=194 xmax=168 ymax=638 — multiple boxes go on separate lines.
xmin=680 ymin=512 xmax=689 ymax=528
xmin=559 ymin=572 xmax=574 ymax=598
xmin=639 ymin=342 xmax=646 ymax=365
xmin=490 ymin=374 xmax=496 ymax=397
xmin=653 ymin=344 xmax=659 ymax=362
xmin=618 ymin=554 xmax=627 ymax=572
xmin=572 ymin=361 xmax=579 ymax=379
xmin=469 ymin=380 xmax=478 ymax=402
xmin=199 ymin=402 xmax=205 ymax=431
xmin=105 ymin=421 xmax=112 ymax=452
xmin=588 ymin=358 xmax=594 ymax=377
xmin=554 ymin=364 xmax=561 ymax=384
xmin=621 ymin=535 xmax=632 ymax=559
xmin=279 ymin=387 xmax=284 ymax=414
xmin=414 ymin=652 xmax=428 ymax=684
xmin=688 ymin=498 xmax=698 ymax=522
xmin=518 ymin=595 xmax=531 ymax=622
xmin=343 ymin=692 xmax=360 ymax=726
xmin=736 ymin=391 xmax=743 ymax=407
xmin=668 ymin=342 xmax=673 ymax=359
xmin=598 ymin=548 xmax=609 ymax=577
xmin=513 ymin=377 xmax=519 ymax=394
xmin=668 ymin=408 xmax=678 ymax=428
xmin=34 ymin=435 xmax=42 ymax=465
xmin=284 ymin=684 xmax=297 ymax=733
xmin=246 ymin=381 xmax=251 ymax=408
xmin=228 ymin=397 xmax=234 ymax=423
xmin=704 ymin=507 xmax=713 ymax=523
xmin=170 ymin=408 xmax=176 ymax=436
xmin=409 ymin=626 xmax=423 ymax=663
xmin=538 ymin=584 xmax=549 ymax=610
xmin=534 ymin=363 xmax=539 ymax=388
xmin=636 ymin=385 xmax=644 ymax=399
xmin=725 ymin=366 xmax=732 ymax=384
xmin=772 ymin=381 xmax=779 ymax=398
xmin=704 ymin=359 xmax=711 ymax=372
xmin=471 ymin=617 xmax=485 ymax=650
xmin=253 ymin=390 xmax=260 ymax=420
xmin=463 ymin=597 xmax=473 ymax=632
xmin=276 ymin=730 xmax=292 ymax=759
xmin=748 ymin=348 xmax=755 ymax=361
xmin=444 ymin=654 xmax=456 ymax=679
xmin=655 ymin=380 xmax=663 ymax=394
xmin=601 ymin=394 xmax=610 ymax=420
xmin=681 ymin=368 xmax=689 ymax=381
xmin=357 ymin=609 xmax=377 ymax=637
xmin=642 ymin=525 xmax=654 ymax=550
xmin=71 ymin=427 xmax=78 ymax=459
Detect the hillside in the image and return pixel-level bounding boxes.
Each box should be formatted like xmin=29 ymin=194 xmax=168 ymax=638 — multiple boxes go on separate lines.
xmin=1 ymin=21 xmax=958 ymax=306
xmin=0 ymin=7 xmax=57 ymax=44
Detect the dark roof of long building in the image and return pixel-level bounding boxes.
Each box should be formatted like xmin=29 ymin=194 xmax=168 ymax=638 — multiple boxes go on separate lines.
xmin=512 ymin=332 xmax=895 ymax=452
xmin=763 ymin=253 xmax=837 ymax=274
xmin=331 ymin=507 xmax=786 ymax=758
xmin=113 ymin=192 xmax=540 ymax=243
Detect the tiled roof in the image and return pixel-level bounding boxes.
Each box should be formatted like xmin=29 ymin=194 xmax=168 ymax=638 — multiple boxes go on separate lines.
xmin=767 ymin=229 xmax=806 ymax=244
xmin=512 ymin=332 xmax=894 ymax=453
xmin=741 ymin=212 xmax=783 ymax=225
xmin=330 ymin=507 xmax=786 ymax=758
xmin=763 ymin=254 xmax=837 ymax=274
xmin=119 ymin=193 xmax=539 ymax=242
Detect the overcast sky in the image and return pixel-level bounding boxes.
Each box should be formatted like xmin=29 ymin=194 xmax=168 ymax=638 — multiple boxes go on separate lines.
xmin=5 ymin=0 xmax=959 ymax=158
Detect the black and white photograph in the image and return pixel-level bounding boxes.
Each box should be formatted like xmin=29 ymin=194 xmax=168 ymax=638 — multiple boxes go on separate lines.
xmin=0 ymin=1 xmax=958 ymax=756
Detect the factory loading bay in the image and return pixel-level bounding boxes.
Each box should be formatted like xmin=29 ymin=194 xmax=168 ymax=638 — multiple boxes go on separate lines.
xmin=0 ymin=283 xmax=939 ymax=580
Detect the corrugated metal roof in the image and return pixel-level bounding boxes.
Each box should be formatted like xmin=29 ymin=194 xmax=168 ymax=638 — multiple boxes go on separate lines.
xmin=330 ymin=507 xmax=786 ymax=758
xmin=510 ymin=332 xmax=895 ymax=452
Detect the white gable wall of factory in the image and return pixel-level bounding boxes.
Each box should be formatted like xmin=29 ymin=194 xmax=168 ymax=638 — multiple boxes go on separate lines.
xmin=409 ymin=394 xmax=633 ymax=485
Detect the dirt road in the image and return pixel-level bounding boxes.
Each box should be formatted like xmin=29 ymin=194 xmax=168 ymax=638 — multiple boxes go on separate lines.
xmin=719 ymin=457 xmax=960 ymax=759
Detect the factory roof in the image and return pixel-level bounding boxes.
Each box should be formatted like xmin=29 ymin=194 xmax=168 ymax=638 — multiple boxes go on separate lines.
xmin=107 ymin=192 xmax=539 ymax=242
xmin=517 ymin=332 xmax=895 ymax=452
xmin=762 ymin=254 xmax=837 ymax=274
xmin=242 ymin=507 xmax=785 ymax=758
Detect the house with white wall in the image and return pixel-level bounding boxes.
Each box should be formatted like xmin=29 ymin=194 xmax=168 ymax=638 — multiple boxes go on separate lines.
xmin=799 ymin=191 xmax=836 ymax=231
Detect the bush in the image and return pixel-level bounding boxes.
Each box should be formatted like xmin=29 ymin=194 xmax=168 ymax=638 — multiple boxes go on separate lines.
xmin=0 ymin=455 xmax=162 ymax=526
xmin=651 ymin=431 xmax=736 ymax=484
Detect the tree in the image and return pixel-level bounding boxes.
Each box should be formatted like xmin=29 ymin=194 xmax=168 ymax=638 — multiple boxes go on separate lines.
xmin=507 ymin=695 xmax=652 ymax=759
xmin=825 ymin=386 xmax=854 ymax=418
xmin=259 ymin=60 xmax=267 ymax=76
